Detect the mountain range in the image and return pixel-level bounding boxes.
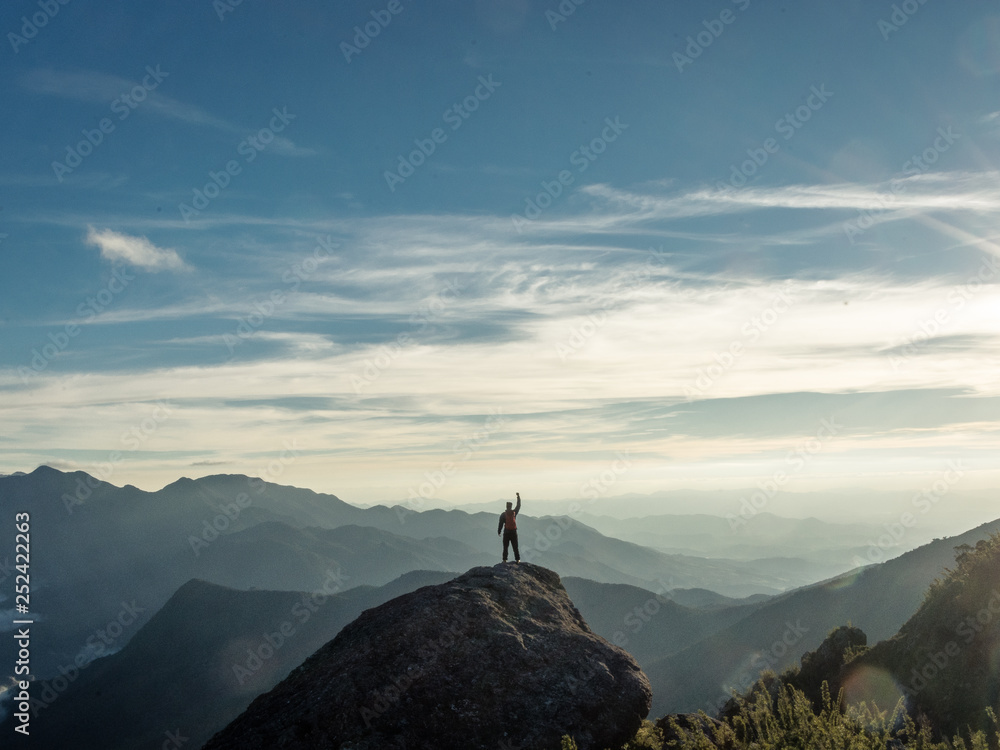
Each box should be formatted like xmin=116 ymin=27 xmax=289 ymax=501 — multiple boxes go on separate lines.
xmin=644 ymin=518 xmax=1000 ymax=716
xmin=0 ymin=466 xmax=871 ymax=679
xmin=1 ymin=573 xmax=455 ymax=750
xmin=2 ymin=466 xmax=997 ymax=748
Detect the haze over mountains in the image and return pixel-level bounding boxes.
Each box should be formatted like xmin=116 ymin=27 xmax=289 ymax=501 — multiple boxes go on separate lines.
xmin=431 ymin=489 xmax=993 ymax=536
xmin=0 ymin=467 xmax=869 ymax=676
xmin=645 ymin=518 xmax=1000 ymax=716
xmin=1 ymin=573 xmax=457 ymax=750
xmin=2 ymin=466 xmax=998 ymax=747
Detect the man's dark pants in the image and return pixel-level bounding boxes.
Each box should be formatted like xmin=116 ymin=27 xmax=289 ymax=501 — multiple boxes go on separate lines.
xmin=503 ymin=529 xmax=520 ymax=562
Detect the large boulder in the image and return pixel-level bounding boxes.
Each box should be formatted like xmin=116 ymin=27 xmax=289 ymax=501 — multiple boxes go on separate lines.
xmin=203 ymin=563 xmax=651 ymax=750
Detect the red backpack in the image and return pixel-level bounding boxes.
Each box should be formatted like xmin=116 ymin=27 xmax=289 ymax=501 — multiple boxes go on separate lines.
xmin=504 ymin=509 xmax=517 ymax=530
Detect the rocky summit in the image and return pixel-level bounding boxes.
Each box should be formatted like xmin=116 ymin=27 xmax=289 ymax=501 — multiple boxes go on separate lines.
xmin=203 ymin=563 xmax=651 ymax=750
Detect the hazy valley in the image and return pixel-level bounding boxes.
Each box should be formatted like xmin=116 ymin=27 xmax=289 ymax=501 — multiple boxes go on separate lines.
xmin=3 ymin=467 xmax=999 ymax=748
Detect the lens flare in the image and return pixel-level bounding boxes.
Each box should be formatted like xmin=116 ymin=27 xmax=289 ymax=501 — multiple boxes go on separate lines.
xmin=825 ymin=567 xmax=865 ymax=591
xmin=841 ymin=664 xmax=905 ymax=712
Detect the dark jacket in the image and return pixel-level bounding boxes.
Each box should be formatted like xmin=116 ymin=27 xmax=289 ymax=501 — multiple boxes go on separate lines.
xmin=497 ymin=496 xmax=521 ymax=534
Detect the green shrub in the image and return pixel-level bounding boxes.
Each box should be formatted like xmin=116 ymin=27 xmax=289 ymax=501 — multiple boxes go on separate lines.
xmin=620 ymin=720 xmax=663 ymax=749
xmin=664 ymin=681 xmax=997 ymax=749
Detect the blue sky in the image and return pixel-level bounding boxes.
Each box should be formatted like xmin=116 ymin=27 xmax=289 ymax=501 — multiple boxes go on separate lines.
xmin=1 ymin=0 xmax=999 ymax=524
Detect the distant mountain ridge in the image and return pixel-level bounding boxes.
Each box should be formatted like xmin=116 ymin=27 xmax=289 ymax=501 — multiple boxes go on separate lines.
xmin=7 ymin=463 xmax=990 ymax=731
xmin=0 ymin=572 xmax=763 ymax=749
xmin=1 ymin=494 xmax=998 ymax=747
xmin=0 ymin=466 xmax=810 ymax=683
xmin=646 ymin=517 xmax=1000 ymax=716
xmin=446 ymin=488 xmax=994 ymax=531
xmin=656 ymin=533 xmax=1000 ymax=747
xmin=0 ymin=467 xmax=494 ymax=679
xmin=562 ymin=578 xmax=764 ymax=667
xmin=0 ymin=572 xmax=457 ymax=750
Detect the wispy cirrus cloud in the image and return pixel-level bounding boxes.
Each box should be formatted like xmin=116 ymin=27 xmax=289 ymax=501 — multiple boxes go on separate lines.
xmin=579 ymin=171 xmax=1000 ymax=221
xmin=21 ymin=68 xmax=315 ymax=157
xmin=477 ymin=171 xmax=1000 ymax=250
xmin=5 ymin=209 xmax=1000 ymax=505
xmin=85 ymin=226 xmax=190 ymax=272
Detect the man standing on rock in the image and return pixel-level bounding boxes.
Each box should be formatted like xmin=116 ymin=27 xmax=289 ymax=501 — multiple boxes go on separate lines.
xmin=498 ymin=492 xmax=521 ymax=563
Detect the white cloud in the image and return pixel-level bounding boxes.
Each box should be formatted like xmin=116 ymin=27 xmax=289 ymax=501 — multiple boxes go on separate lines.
xmin=22 ymin=69 xmax=316 ymax=157
xmin=579 ymin=171 xmax=1000 ymax=222
xmin=85 ymin=226 xmax=189 ymax=272
xmin=3 ymin=268 xmax=1000 ymax=507
xmin=6 ymin=171 xmax=998 ymax=503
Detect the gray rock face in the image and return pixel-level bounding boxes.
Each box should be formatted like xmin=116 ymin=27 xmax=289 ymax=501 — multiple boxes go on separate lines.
xmin=203 ymin=563 xmax=651 ymax=750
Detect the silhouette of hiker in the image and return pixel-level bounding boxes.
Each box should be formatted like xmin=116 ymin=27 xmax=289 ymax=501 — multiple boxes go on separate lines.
xmin=497 ymin=492 xmax=521 ymax=563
